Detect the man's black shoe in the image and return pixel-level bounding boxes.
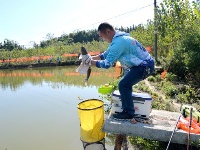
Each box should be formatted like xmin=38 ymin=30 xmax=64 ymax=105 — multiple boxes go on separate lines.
xmin=112 ymin=111 xmax=134 ymax=120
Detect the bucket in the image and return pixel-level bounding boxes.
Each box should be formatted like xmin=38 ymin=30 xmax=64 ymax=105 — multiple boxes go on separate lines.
xmin=98 ymin=84 xmax=114 ymax=94
xmin=77 ymin=99 xmax=105 ymax=143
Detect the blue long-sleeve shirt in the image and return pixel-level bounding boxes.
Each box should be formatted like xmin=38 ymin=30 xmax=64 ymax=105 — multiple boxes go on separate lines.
xmin=96 ymin=31 xmax=154 ymax=69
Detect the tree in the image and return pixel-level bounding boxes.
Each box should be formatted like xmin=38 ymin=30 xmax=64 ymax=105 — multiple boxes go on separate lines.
xmin=156 ymin=0 xmax=200 ymax=78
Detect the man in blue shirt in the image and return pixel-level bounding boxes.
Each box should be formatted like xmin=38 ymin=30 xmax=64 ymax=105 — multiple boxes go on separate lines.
xmin=83 ymin=22 xmax=155 ymax=120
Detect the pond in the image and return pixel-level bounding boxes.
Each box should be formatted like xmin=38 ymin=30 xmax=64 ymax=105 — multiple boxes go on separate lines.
xmin=0 ymin=66 xmax=120 ymax=150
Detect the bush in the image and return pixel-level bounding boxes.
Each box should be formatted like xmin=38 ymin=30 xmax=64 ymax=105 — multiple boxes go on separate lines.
xmin=176 ymin=93 xmax=189 ymax=103
xmin=148 ymin=76 xmax=156 ymax=82
xmin=165 ymin=73 xmax=178 ymax=82
xmin=161 ymin=81 xmax=178 ymax=98
xmin=167 ymin=45 xmax=188 ymax=79
xmin=182 ymin=31 xmax=200 ymax=74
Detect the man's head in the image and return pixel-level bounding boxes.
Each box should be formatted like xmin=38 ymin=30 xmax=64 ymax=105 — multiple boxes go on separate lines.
xmin=98 ymin=22 xmax=116 ymax=43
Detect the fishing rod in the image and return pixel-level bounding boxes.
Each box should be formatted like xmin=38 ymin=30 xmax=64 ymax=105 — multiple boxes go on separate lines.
xmin=166 ymin=114 xmax=181 ymax=150
xmin=187 ymin=107 xmax=193 ymax=150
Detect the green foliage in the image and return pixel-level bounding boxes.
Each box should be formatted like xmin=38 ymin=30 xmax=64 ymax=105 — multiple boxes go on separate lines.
xmin=165 ymin=72 xmax=178 ymax=82
xmin=130 ymin=21 xmax=154 ymax=50
xmin=152 ymin=95 xmax=172 ymax=110
xmin=176 ymin=93 xmax=189 ymax=103
xmin=0 ymin=39 xmax=23 ymax=51
xmin=176 ymin=84 xmax=196 ymax=103
xmin=128 ymin=136 xmax=194 ymax=149
xmin=147 ymin=70 xmax=199 ymax=106
xmin=182 ymin=31 xmax=200 ymax=73
xmin=167 ymin=44 xmax=187 ymax=78
xmin=128 ymin=137 xmax=165 ymax=150
xmin=167 ymin=30 xmax=200 ymax=79
xmin=134 ymin=81 xmax=151 ymax=93
xmin=191 ymin=139 xmax=200 ymax=149
xmin=39 ymin=29 xmax=103 ymax=48
xmin=161 ymin=81 xmax=178 ymax=98
xmin=0 ymin=40 xmax=110 ymax=65
xmin=147 ymin=76 xmax=156 ymax=82
xmin=156 ymin=0 xmax=200 ymax=79
xmin=154 ymin=74 xmax=162 ymax=83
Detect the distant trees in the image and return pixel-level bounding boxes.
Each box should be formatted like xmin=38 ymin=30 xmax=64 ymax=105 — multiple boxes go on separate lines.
xmin=38 ymin=26 xmax=136 ymax=48
xmin=0 ymin=24 xmax=136 ymax=50
xmin=0 ymin=39 xmax=23 ymax=51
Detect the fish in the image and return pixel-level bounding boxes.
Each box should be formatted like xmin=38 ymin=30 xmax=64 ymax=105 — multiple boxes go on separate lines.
xmin=81 ymin=47 xmax=92 ymax=84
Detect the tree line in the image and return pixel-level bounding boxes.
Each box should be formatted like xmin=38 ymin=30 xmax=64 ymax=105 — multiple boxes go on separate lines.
xmin=0 ymin=26 xmax=136 ymax=50
xmin=0 ymin=39 xmax=24 ymax=51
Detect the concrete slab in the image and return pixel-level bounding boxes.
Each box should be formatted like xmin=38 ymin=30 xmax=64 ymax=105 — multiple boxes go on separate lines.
xmin=103 ymin=110 xmax=200 ymax=145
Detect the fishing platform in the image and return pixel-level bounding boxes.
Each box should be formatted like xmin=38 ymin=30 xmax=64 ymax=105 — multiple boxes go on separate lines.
xmin=103 ymin=109 xmax=200 ymax=145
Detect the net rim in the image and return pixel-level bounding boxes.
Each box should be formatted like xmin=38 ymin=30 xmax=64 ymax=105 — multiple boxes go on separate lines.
xmin=77 ymin=99 xmax=104 ymax=111
xmin=80 ymin=137 xmax=105 ymax=143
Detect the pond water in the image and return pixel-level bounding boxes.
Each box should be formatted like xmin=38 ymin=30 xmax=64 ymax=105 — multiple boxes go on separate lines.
xmin=0 ymin=66 xmax=119 ymax=150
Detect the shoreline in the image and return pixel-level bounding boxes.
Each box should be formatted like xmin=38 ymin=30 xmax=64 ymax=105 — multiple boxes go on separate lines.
xmin=0 ymin=61 xmax=80 ymax=70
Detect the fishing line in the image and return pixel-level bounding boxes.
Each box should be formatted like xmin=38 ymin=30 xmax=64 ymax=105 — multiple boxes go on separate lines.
xmin=77 ymin=3 xmax=154 ymax=31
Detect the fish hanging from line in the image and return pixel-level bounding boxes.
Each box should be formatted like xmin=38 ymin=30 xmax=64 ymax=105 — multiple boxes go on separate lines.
xmin=76 ymin=46 xmax=92 ymax=85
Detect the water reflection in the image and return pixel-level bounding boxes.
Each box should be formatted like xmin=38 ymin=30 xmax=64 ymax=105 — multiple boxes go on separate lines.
xmin=0 ymin=66 xmax=120 ymax=90
xmin=0 ymin=66 xmax=118 ymax=150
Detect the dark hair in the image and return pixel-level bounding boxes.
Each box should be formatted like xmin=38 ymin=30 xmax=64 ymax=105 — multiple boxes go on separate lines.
xmin=98 ymin=22 xmax=114 ymax=32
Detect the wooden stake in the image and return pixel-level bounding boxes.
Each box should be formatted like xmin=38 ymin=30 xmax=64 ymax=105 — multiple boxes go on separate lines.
xmin=114 ymin=134 xmax=127 ymax=150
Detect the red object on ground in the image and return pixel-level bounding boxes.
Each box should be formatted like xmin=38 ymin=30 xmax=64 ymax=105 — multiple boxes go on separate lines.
xmin=145 ymin=46 xmax=152 ymax=53
xmin=178 ymin=117 xmax=200 ymax=134
xmin=161 ymin=70 xmax=167 ymax=79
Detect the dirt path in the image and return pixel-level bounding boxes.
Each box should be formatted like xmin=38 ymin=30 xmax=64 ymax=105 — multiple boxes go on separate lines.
xmin=144 ymin=79 xmax=181 ymax=112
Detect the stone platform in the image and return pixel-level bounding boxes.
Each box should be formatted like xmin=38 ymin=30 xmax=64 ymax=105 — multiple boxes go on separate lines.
xmin=103 ymin=110 xmax=200 ymax=145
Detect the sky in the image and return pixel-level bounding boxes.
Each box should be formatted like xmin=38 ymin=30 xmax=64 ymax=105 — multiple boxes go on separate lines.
xmin=0 ymin=0 xmax=195 ymax=48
